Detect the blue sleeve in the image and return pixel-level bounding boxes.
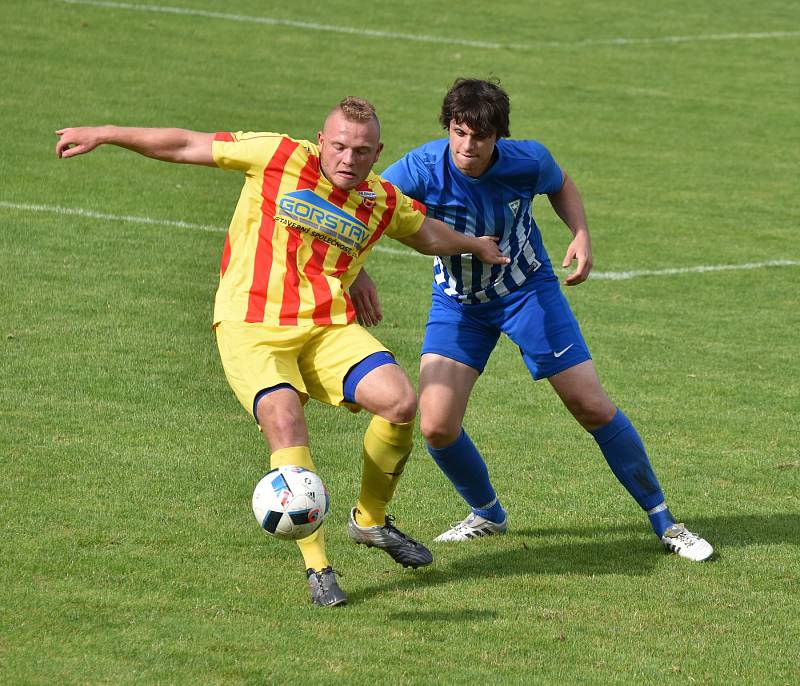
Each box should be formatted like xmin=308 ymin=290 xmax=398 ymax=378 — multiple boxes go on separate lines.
xmin=531 ymin=143 xmax=564 ymax=196
xmin=381 ymin=152 xmax=429 ymax=202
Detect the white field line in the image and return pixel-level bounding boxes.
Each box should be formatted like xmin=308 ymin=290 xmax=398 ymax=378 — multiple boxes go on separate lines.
xmin=1 ymin=200 xmax=225 ymax=233
xmin=589 ymin=260 xmax=800 ymax=281
xmin=59 ymin=0 xmax=800 ymax=50
xmin=0 ymin=200 xmax=414 ymax=257
xmin=3 ymin=200 xmax=798 ymax=281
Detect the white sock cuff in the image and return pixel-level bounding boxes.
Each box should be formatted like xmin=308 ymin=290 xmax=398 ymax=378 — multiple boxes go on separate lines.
xmin=647 ymin=502 xmax=668 ymax=515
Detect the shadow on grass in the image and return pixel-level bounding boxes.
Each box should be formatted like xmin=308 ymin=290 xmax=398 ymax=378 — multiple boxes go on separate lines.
xmin=351 ymin=513 xmax=799 ymax=605
xmin=516 ymin=512 xmax=800 ymax=548
xmin=351 ymin=532 xmax=654 ymax=604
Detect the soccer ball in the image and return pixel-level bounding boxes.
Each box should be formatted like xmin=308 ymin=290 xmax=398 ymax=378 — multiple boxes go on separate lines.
xmin=251 ymin=465 xmax=330 ymax=540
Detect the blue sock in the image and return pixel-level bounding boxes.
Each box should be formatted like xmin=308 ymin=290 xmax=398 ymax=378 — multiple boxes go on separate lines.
xmin=427 ymin=429 xmax=506 ymax=524
xmin=472 ymin=497 xmax=507 ymax=524
xmin=647 ymin=503 xmax=676 ymax=539
xmin=589 ymin=409 xmax=675 ymax=537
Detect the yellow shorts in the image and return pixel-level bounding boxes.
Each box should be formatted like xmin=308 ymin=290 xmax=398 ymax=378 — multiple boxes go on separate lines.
xmin=214 ymin=321 xmax=391 ymax=416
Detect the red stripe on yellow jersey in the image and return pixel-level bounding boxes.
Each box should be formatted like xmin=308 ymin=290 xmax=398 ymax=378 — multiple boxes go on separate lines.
xmin=246 ymin=136 xmax=299 ymax=322
xmin=220 ymin=235 xmax=232 ymax=277
xmin=362 ymin=180 xmax=397 ymax=253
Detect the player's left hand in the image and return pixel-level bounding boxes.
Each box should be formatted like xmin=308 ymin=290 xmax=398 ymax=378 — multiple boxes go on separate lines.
xmin=349 ymin=269 xmax=382 ymax=327
xmin=562 ymin=230 xmax=593 ymax=285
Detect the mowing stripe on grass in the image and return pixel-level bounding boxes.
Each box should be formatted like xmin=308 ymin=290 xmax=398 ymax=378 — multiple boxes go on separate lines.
xmin=3 ymin=200 xmax=798 ymax=281
xmin=59 ymin=0 xmax=800 ymax=50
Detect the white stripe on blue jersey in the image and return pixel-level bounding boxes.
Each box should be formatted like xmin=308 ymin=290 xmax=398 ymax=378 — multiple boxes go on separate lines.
xmin=382 ymin=138 xmax=563 ymax=304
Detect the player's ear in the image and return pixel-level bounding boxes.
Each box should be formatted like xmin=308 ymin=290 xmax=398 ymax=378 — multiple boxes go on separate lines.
xmin=317 ymin=130 xmax=324 ymax=147
xmin=373 ymin=141 xmax=384 ymax=163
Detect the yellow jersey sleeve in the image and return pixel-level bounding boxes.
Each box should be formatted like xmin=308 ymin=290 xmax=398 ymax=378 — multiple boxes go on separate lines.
xmin=380 ymin=182 xmax=426 ymax=240
xmin=212 ymin=131 xmax=292 ymax=173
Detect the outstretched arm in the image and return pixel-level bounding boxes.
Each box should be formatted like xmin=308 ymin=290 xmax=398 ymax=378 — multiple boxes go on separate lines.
xmin=55 ymin=126 xmax=216 ymax=166
xmin=399 ymin=217 xmax=510 ymax=265
xmin=548 ymin=173 xmax=592 ymax=286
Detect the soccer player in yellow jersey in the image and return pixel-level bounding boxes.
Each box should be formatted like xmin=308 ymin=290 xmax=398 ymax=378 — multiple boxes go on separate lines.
xmin=55 ymin=97 xmax=509 ymax=607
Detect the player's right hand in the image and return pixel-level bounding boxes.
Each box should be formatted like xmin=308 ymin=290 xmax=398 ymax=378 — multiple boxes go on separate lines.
xmin=55 ymin=126 xmax=105 ymax=159
xmin=474 ymin=235 xmax=510 ymax=265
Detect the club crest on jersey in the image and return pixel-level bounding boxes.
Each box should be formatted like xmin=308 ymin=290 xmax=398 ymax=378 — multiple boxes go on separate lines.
xmin=275 ymin=189 xmax=370 ymax=257
xmin=358 ymin=189 xmax=377 ymax=209
xmin=508 ymin=198 xmax=521 ymax=215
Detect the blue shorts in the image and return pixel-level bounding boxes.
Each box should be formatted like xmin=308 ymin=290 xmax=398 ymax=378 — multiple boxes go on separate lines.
xmin=421 ymin=276 xmax=591 ymax=380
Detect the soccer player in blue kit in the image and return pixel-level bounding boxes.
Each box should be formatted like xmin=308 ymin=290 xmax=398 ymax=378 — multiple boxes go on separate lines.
xmin=351 ymin=78 xmax=713 ymax=561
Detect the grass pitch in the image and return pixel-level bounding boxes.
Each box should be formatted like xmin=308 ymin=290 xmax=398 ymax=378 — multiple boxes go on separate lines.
xmin=1 ymin=1 xmax=799 ymax=684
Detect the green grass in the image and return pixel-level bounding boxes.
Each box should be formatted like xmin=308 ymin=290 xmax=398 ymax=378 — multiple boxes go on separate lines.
xmin=1 ymin=1 xmax=799 ymax=684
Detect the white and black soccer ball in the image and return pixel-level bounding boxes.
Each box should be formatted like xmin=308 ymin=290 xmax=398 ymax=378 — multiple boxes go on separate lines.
xmin=252 ymin=465 xmax=330 ymax=540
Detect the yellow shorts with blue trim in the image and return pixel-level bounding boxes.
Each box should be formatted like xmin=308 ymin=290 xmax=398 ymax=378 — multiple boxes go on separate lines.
xmin=214 ymin=321 xmax=391 ymax=417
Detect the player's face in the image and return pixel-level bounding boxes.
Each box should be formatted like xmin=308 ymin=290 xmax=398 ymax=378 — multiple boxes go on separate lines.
xmin=318 ymin=111 xmax=383 ymax=191
xmin=448 ymin=120 xmax=497 ymax=178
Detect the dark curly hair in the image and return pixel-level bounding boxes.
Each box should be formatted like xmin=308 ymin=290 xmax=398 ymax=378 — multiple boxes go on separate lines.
xmin=439 ymin=78 xmax=510 ymax=138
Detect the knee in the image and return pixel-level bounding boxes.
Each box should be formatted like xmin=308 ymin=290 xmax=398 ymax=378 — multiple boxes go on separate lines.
xmin=256 ymin=396 xmax=300 ymax=435
xmin=419 ymin=414 xmax=461 ymax=448
xmin=379 ymin=391 xmax=417 ymax=425
xmin=569 ymin=396 xmax=617 ymax=430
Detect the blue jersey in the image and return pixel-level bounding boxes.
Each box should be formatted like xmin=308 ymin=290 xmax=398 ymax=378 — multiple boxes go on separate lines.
xmin=382 ymin=138 xmax=564 ymax=304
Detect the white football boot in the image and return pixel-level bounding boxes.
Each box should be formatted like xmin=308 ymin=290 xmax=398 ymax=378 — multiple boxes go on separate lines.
xmin=433 ymin=512 xmax=508 ymax=542
xmin=661 ymin=523 xmax=714 ymax=561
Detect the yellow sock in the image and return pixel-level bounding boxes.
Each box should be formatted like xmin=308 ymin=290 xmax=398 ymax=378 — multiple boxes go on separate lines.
xmin=294 ymin=526 xmax=328 ymax=572
xmin=355 ymin=416 xmax=414 ymax=527
xmin=270 ymin=446 xmax=329 ymax=571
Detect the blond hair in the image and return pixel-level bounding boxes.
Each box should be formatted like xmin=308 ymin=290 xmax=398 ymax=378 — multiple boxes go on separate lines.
xmin=337 ymin=96 xmax=378 ymax=123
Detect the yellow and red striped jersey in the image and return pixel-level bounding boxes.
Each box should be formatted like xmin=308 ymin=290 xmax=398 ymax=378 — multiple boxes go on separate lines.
xmin=212 ymin=131 xmax=425 ymax=327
